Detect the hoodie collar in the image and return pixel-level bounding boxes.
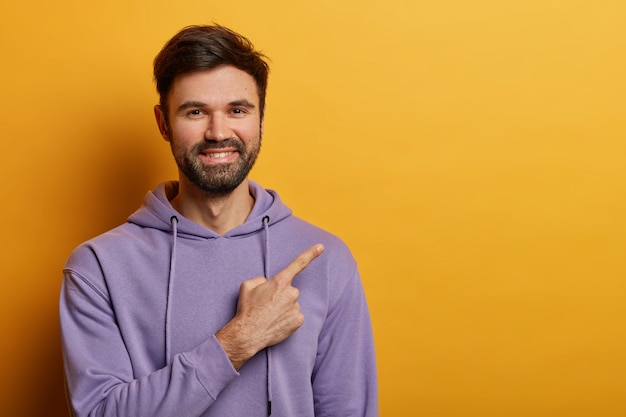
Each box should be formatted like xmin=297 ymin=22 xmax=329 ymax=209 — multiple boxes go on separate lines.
xmin=127 ymin=180 xmax=292 ymax=239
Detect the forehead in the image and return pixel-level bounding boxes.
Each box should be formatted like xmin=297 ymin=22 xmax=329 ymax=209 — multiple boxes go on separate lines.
xmin=168 ymin=65 xmax=259 ymax=106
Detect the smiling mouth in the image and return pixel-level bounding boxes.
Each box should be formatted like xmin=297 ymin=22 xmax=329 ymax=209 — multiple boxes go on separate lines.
xmin=207 ymin=151 xmax=233 ymax=158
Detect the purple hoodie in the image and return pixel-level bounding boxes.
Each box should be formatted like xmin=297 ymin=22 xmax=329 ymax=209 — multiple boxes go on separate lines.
xmin=60 ymin=181 xmax=378 ymax=417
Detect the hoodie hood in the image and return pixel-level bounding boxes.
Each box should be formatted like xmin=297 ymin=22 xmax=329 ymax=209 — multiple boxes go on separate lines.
xmin=127 ymin=180 xmax=292 ymax=239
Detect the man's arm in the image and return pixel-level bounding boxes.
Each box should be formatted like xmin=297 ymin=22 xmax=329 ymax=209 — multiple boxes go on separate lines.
xmin=61 ymin=268 xmax=236 ymax=417
xmin=311 ymin=265 xmax=379 ymax=416
xmin=60 ymin=245 xmax=324 ymax=417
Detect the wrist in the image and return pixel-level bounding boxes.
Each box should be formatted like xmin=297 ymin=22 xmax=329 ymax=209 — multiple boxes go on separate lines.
xmin=215 ymin=319 xmax=256 ymax=371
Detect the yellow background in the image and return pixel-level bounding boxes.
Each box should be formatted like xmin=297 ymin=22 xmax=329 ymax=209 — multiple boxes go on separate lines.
xmin=2 ymin=1 xmax=625 ymax=416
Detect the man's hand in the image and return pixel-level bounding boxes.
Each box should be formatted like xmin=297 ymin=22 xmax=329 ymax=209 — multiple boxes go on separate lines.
xmin=216 ymin=244 xmax=325 ymax=370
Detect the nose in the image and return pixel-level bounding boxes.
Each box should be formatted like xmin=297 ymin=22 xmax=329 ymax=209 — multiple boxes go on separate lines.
xmin=205 ymin=113 xmax=232 ymax=141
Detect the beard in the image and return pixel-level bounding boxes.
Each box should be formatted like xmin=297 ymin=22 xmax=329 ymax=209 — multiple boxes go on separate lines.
xmin=170 ymin=135 xmax=261 ymax=196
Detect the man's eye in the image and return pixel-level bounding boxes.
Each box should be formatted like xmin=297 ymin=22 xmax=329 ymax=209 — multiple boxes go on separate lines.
xmin=231 ymin=108 xmax=246 ymax=114
xmin=188 ymin=110 xmax=202 ymax=115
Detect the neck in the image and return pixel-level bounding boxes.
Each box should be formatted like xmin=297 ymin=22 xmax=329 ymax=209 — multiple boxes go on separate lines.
xmin=170 ymin=178 xmax=254 ymax=235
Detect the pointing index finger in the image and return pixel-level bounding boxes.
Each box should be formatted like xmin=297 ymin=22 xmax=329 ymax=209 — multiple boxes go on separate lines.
xmin=274 ymin=244 xmax=324 ymax=285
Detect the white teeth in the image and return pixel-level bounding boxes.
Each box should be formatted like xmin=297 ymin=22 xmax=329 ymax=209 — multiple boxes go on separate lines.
xmin=208 ymin=152 xmax=230 ymax=158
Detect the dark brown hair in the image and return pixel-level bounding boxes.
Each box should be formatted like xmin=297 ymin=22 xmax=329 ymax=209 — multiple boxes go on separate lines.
xmin=153 ymin=24 xmax=270 ymax=121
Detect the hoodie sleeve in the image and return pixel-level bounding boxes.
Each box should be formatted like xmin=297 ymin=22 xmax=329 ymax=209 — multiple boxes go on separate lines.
xmin=60 ymin=267 xmax=239 ymax=417
xmin=311 ymin=261 xmax=379 ymax=416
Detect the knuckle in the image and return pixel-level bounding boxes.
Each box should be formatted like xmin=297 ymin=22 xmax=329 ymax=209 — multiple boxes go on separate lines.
xmin=288 ymin=286 xmax=300 ymax=300
xmin=295 ymin=311 xmax=305 ymax=327
xmin=292 ymin=287 xmax=300 ymax=299
xmin=240 ymin=277 xmax=265 ymax=291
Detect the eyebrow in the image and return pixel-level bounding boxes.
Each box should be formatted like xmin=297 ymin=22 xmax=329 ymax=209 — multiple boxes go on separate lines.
xmin=229 ymin=99 xmax=256 ymax=109
xmin=177 ymin=99 xmax=257 ymax=112
xmin=177 ymin=100 xmax=207 ymax=111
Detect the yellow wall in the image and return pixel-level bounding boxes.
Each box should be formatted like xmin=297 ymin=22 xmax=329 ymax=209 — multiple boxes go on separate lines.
xmin=2 ymin=1 xmax=625 ymax=416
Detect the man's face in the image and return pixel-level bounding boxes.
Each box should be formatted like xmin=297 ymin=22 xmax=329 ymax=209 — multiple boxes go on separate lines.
xmin=156 ymin=65 xmax=262 ymax=196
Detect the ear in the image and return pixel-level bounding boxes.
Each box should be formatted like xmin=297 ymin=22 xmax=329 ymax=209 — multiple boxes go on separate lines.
xmin=154 ymin=105 xmax=170 ymax=141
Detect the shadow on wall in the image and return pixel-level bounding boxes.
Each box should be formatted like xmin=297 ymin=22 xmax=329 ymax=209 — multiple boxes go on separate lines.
xmin=24 ymin=103 xmax=160 ymax=417
xmin=24 ymin=317 xmax=69 ymax=417
xmin=68 ymin=108 xmax=163 ymax=241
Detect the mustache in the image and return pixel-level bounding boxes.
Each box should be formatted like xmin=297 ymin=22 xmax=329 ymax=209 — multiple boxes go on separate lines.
xmin=193 ymin=138 xmax=245 ymax=154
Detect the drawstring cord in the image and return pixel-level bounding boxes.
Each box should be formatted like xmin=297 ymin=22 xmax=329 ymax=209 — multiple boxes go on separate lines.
xmin=262 ymin=215 xmax=272 ymax=416
xmin=262 ymin=215 xmax=271 ymax=283
xmin=165 ymin=215 xmax=179 ymax=364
